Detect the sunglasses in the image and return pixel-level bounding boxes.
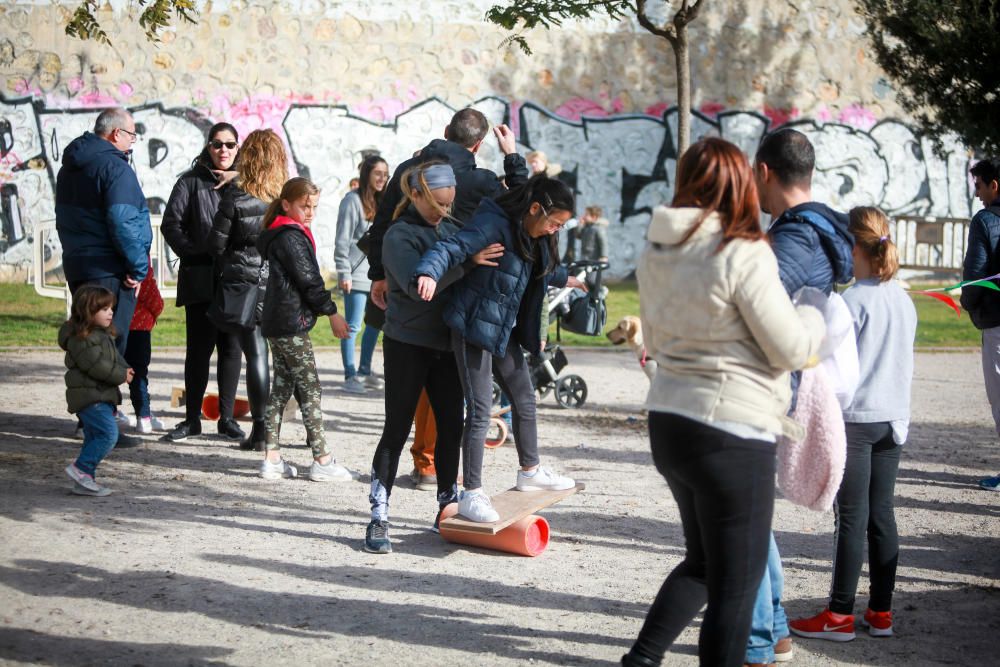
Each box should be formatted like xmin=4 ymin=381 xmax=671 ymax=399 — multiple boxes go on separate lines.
xmin=209 ymin=140 xmax=238 ymax=150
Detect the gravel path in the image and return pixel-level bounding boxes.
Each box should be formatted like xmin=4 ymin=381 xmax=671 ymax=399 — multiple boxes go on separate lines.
xmin=0 ymin=348 xmax=997 ymax=666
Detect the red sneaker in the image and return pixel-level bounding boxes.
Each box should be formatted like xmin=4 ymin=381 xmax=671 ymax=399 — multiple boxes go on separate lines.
xmin=860 ymin=608 xmax=893 ymax=637
xmin=789 ymin=608 xmax=856 ymax=642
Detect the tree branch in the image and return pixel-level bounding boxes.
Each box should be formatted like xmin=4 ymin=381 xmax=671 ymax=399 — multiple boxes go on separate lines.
xmin=635 ymin=0 xmax=678 ymax=44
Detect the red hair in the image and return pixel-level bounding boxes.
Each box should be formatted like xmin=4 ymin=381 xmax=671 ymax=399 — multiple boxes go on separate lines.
xmin=671 ymin=137 xmax=764 ymax=250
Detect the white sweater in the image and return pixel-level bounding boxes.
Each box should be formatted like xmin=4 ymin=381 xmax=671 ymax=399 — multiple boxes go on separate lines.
xmin=637 ymin=206 xmax=826 ymax=438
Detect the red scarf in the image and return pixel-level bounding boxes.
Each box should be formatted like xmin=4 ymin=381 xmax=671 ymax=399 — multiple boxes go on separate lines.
xmin=269 ymin=215 xmax=316 ymax=252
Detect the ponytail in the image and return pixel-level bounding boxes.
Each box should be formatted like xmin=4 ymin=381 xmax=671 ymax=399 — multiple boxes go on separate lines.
xmin=848 ymin=206 xmax=899 ymax=282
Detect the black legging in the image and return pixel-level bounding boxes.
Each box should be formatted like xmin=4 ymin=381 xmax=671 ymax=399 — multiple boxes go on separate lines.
xmin=183 ymin=301 xmax=242 ymax=423
xmin=625 ymin=412 xmax=775 ymax=667
xmin=240 ymin=325 xmax=269 ymax=422
xmin=829 ymin=421 xmax=901 ymax=615
xmin=369 ymin=336 xmax=463 ymax=519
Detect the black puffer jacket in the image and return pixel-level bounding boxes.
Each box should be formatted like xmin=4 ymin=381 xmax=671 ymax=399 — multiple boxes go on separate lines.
xmin=367 ymin=138 xmax=530 ymax=282
xmin=161 ymin=161 xmax=223 ymax=306
xmin=209 ymin=184 xmax=269 ymax=319
xmin=257 ymin=218 xmax=338 ymax=338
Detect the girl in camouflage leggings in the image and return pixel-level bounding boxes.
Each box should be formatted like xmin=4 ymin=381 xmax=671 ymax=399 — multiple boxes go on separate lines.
xmin=256 ymin=177 xmax=353 ymax=481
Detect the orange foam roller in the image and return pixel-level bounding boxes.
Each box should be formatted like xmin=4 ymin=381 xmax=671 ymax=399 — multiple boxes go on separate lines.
xmin=438 ymin=503 xmax=550 ymax=557
xmin=201 ymin=394 xmax=251 ymax=421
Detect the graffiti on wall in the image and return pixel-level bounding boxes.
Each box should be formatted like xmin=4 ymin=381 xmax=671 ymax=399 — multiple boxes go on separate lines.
xmin=0 ymin=92 xmax=974 ymax=280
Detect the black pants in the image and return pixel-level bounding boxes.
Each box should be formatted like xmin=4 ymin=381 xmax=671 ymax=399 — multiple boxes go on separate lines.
xmin=124 ymin=330 xmax=151 ymax=417
xmin=369 ymin=337 xmax=463 ymax=519
xmin=69 ymin=276 xmax=137 ymax=358
xmin=183 ymin=302 xmax=243 ymax=422
xmin=240 ymin=325 xmax=269 ymax=422
xmin=829 ymin=422 xmax=901 ymax=615
xmin=452 ymin=330 xmax=540 ymax=491
xmin=626 ymin=412 xmax=775 ymax=667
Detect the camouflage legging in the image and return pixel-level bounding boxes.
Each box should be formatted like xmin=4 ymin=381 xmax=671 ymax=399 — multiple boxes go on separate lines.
xmin=265 ymin=332 xmax=330 ymax=458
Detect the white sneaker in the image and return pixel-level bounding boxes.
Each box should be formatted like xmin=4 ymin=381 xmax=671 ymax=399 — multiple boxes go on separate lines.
xmin=363 ymin=374 xmax=385 ymax=390
xmin=137 ymin=417 xmax=153 ymax=434
xmin=516 ymin=467 xmax=575 ymax=492
xmin=308 ymin=459 xmax=354 ymax=482
xmin=457 ymin=489 xmax=499 ymax=523
xmin=149 ymin=414 xmax=165 ymax=430
xmin=65 ymin=463 xmax=100 ymax=492
xmin=342 ymin=376 xmax=367 ymax=394
xmin=115 ymin=410 xmax=133 ymax=428
xmin=259 ymin=458 xmax=298 ymax=480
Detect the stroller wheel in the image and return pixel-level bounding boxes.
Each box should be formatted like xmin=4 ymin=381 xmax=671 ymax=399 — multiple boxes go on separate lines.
xmin=485 ymin=417 xmax=508 ymax=448
xmin=537 ymin=384 xmax=553 ymax=399
xmin=554 ymin=375 xmax=588 ymax=409
xmin=492 ymin=381 xmax=502 ymax=408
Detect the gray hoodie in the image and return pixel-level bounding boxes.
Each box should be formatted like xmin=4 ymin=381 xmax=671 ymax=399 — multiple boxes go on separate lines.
xmin=334 ymin=191 xmax=372 ymax=292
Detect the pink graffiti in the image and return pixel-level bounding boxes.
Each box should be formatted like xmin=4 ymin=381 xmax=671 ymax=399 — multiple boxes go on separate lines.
xmin=698 ymin=102 xmax=725 ymax=118
xmin=67 ymin=77 xmax=85 ymax=94
xmin=837 ymin=103 xmax=878 ymax=131
xmin=118 ymin=82 xmax=134 ymax=98
xmin=763 ymin=105 xmax=800 ymax=128
xmin=209 ymin=93 xmax=306 ymax=138
xmin=644 ymin=102 xmax=669 ymax=118
xmin=351 ymin=82 xmax=421 ymax=123
xmin=814 ymin=105 xmax=834 ymax=123
xmin=553 ymin=96 xmax=624 ymax=120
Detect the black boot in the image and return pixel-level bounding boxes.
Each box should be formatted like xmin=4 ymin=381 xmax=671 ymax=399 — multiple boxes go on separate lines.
xmin=239 ymin=420 xmax=266 ymax=451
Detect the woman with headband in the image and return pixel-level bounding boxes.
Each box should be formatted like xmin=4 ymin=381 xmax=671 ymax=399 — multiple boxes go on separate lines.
xmin=364 ymin=161 xmax=504 ymax=554
xmin=412 ymin=174 xmax=585 ymax=524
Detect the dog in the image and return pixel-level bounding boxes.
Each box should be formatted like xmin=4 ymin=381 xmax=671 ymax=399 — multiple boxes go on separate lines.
xmin=606 ymin=315 xmax=657 ymax=381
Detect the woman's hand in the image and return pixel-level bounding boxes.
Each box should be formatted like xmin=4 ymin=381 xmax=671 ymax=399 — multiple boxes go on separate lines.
xmin=472 ymin=243 xmax=505 ymax=267
xmin=493 ymin=124 xmax=517 ymax=155
xmin=416 ymin=276 xmax=438 ymax=301
xmin=125 ymin=368 xmax=135 ymax=384
xmin=566 ymin=276 xmax=588 ymax=291
xmin=370 ymin=280 xmax=388 ymax=309
xmin=329 ymin=313 xmax=350 ymax=339
xmin=211 ymin=170 xmax=239 ymax=190
xmin=339 ymin=279 xmax=352 ymax=294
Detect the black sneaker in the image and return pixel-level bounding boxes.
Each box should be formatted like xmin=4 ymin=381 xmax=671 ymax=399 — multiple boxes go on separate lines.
xmin=115 ymin=432 xmax=142 ymax=449
xmin=163 ymin=420 xmax=202 ymax=442
xmin=364 ymin=519 xmax=391 ymax=554
xmin=239 ymin=420 xmax=266 ymax=451
xmin=217 ymin=418 xmax=245 ymax=441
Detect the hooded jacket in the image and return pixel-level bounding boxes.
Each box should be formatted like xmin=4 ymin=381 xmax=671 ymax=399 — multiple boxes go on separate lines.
xmin=412 ymin=197 xmax=568 ymax=358
xmin=768 ymin=202 xmax=854 ymax=295
xmin=960 ymin=202 xmax=1000 ymax=330
xmin=58 ymin=321 xmax=129 ymax=414
xmin=257 ymin=217 xmax=338 ymax=338
xmin=366 ymin=138 xmax=530 ymax=282
xmin=160 ymin=160 xmax=225 ymax=305
xmin=637 ymin=206 xmax=825 ymax=438
xmin=578 ymin=217 xmax=609 ymax=261
xmin=55 ymin=132 xmax=152 ymax=283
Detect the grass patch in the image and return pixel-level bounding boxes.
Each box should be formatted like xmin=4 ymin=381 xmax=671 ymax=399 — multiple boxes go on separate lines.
xmin=0 ymin=280 xmax=980 ymax=349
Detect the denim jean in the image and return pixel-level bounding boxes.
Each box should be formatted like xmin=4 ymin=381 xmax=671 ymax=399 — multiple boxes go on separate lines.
xmin=745 ymin=532 xmax=789 ymax=664
xmin=342 ymin=290 xmax=380 ymax=378
xmin=499 ymin=392 xmax=512 ymax=427
xmin=75 ymin=402 xmax=118 ymax=477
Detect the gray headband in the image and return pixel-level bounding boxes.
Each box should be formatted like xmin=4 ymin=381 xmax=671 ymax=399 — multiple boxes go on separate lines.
xmin=410 ymin=163 xmax=456 ymax=190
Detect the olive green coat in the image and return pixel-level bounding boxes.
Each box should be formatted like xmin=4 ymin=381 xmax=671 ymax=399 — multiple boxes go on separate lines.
xmin=58 ymin=321 xmax=128 ymax=413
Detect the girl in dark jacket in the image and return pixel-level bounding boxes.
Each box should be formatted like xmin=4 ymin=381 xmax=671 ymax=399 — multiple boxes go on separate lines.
xmin=60 ymin=285 xmax=134 ymax=497
xmin=209 ymin=129 xmax=288 ymax=450
xmin=413 ymin=175 xmax=584 ymax=523
xmin=255 ymin=177 xmax=353 ymax=481
xmin=160 ymin=122 xmax=245 ymax=443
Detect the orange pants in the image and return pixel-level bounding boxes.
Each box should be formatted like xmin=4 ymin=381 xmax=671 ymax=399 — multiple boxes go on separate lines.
xmin=410 ymin=389 xmax=437 ymax=474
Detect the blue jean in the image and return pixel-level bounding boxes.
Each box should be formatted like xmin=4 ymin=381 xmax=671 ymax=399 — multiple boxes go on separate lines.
xmin=341 ymin=290 xmax=380 ymax=378
xmin=746 ymin=532 xmax=789 ymax=664
xmin=500 ymin=392 xmax=512 ymax=427
xmin=75 ymin=402 xmax=118 ymax=477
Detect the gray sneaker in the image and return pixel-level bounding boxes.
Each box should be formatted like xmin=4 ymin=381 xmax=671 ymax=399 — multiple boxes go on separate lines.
xmin=364 ymin=519 xmax=391 ymax=554
xmin=65 ymin=463 xmax=99 ymax=492
xmin=259 ymin=458 xmax=298 ymax=480
xmin=308 ymin=459 xmax=354 ymax=482
xmin=362 ymin=374 xmax=385 ymax=390
xmin=71 ymin=482 xmax=112 ymax=497
xmin=342 ymin=376 xmax=367 ymax=394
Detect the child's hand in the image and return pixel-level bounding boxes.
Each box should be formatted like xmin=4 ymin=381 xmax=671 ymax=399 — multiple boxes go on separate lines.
xmin=566 ymin=276 xmax=588 ymax=292
xmin=329 ymin=314 xmax=350 ymax=339
xmin=416 ymin=276 xmax=438 ymax=301
xmin=126 ymin=368 xmax=135 ymax=384
xmin=472 ymin=243 xmax=504 ymax=267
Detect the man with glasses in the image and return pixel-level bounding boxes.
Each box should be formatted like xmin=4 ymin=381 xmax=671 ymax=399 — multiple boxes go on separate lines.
xmin=56 ymin=107 xmax=152 ymax=447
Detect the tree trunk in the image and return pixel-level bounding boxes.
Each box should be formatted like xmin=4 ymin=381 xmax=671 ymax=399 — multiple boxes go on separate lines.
xmin=674 ymin=25 xmax=691 ymax=173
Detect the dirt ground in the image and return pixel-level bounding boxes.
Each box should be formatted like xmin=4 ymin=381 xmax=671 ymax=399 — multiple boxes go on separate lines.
xmin=0 ymin=347 xmax=997 ymax=666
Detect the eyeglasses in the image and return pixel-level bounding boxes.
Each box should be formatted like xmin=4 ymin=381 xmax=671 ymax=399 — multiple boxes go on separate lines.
xmin=119 ymin=128 xmax=140 ymax=142
xmin=538 ymin=205 xmax=567 ymax=232
xmin=210 ymin=140 xmax=238 ymax=150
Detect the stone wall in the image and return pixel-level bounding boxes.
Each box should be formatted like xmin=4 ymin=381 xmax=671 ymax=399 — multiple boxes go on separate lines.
xmin=0 ymin=0 xmax=975 ymax=281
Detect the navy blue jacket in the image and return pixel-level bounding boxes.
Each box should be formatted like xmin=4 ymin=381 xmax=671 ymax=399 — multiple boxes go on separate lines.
xmin=55 ymin=132 xmax=152 ymax=282
xmin=961 ymin=202 xmax=1000 ymax=330
xmin=412 ymin=198 xmax=568 ymax=357
xmin=768 ymin=202 xmax=854 ymax=295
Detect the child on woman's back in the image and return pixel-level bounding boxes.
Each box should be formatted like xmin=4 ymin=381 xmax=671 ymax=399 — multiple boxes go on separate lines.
xmin=790 ymin=206 xmax=917 ymax=641
xmin=60 ymin=286 xmax=134 ymax=496
xmin=256 ymin=177 xmax=353 ymax=481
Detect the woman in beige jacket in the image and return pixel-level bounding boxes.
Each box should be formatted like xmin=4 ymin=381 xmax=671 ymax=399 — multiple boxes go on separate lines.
xmin=623 ymin=138 xmax=825 ymax=667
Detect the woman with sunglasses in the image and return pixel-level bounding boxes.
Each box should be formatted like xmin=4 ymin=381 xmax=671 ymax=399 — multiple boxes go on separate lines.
xmin=412 ymin=174 xmax=584 ymax=523
xmin=161 ymin=122 xmax=246 ymax=443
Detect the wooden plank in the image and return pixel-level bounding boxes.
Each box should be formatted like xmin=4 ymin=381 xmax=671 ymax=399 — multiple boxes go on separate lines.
xmin=440 ymin=482 xmax=584 ymax=535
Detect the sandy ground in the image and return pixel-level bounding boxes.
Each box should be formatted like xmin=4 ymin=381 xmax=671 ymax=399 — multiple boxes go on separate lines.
xmin=0 ymin=346 xmax=997 ymax=666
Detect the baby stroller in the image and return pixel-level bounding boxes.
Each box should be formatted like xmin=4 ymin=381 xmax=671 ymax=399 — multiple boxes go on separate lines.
xmin=529 ymin=260 xmax=609 ymax=409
